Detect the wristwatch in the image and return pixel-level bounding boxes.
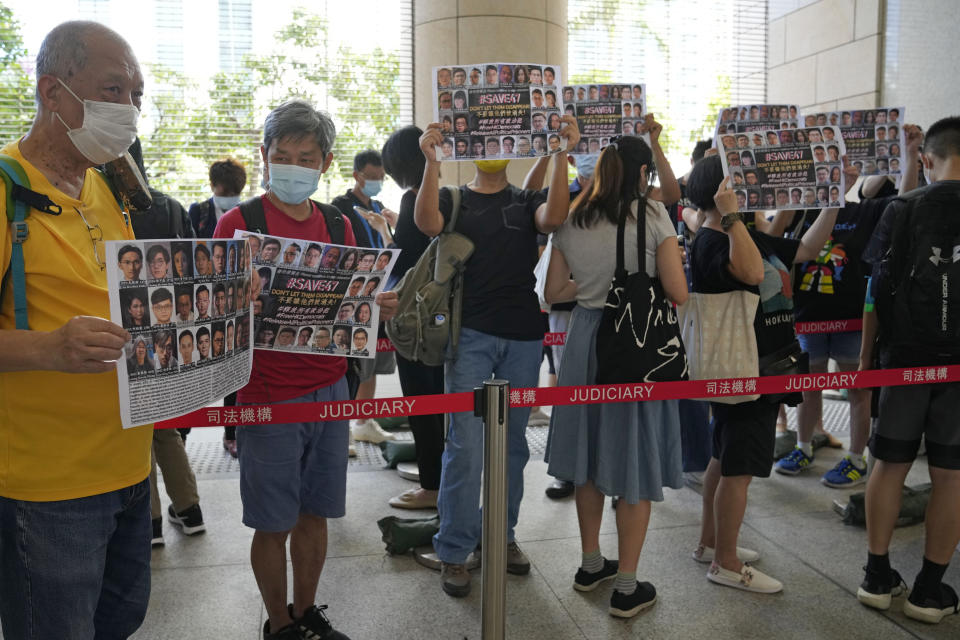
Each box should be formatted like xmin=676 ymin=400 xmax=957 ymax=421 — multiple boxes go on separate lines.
xmin=720 ymin=211 xmax=743 ymax=231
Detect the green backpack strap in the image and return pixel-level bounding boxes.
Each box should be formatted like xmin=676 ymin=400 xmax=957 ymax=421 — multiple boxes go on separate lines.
xmin=0 ymin=154 xmax=33 ymax=330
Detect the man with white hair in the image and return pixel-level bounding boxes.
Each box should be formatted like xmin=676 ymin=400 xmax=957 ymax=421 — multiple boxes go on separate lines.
xmin=0 ymin=21 xmax=153 ymax=638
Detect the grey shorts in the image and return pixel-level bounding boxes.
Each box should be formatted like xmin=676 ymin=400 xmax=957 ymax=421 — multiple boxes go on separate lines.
xmin=237 ymin=377 xmax=350 ymax=531
xmin=356 ymin=349 xmax=397 ymax=382
xmin=870 ymin=382 xmax=960 ymax=469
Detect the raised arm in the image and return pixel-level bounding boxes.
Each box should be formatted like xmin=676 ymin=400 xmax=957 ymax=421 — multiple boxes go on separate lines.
xmin=639 ymin=114 xmax=681 ymax=205
xmin=414 ymin=123 xmax=445 ymax=238
xmin=794 ymin=207 xmax=839 ymax=263
xmin=523 ymin=155 xmax=551 ymax=191
xmin=899 ymin=123 xmax=923 ymax=195
xmin=535 ymin=115 xmax=581 ymax=234
xmin=716 ymin=178 xmax=764 ymax=286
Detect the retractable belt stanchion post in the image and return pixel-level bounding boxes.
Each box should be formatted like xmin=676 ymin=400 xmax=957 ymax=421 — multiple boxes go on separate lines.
xmin=475 ymin=378 xmax=509 ymax=640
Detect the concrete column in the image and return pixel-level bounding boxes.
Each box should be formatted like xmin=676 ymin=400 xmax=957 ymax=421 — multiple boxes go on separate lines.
xmin=414 ymin=0 xmax=568 ymax=184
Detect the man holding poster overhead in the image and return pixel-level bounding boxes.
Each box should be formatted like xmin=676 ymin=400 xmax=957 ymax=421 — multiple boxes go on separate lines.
xmin=213 ymin=99 xmax=397 ymax=640
xmin=415 ymin=114 xmax=580 ymax=597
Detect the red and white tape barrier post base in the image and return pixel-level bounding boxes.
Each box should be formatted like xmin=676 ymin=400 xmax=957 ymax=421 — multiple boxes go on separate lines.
xmin=156 ymin=365 xmax=960 ymax=430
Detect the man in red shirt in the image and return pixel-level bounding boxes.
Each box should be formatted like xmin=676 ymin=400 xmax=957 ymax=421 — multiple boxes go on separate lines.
xmin=214 ymin=99 xmax=396 ymax=640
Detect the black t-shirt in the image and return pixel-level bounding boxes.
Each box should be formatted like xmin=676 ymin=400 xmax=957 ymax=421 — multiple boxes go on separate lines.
xmin=689 ymin=227 xmax=800 ymax=357
xmin=791 ymin=196 xmax=894 ymax=322
xmin=330 ymin=189 xmax=385 ymax=249
xmin=439 ymin=184 xmax=547 ymax=340
xmin=390 ymin=190 xmax=431 ymax=289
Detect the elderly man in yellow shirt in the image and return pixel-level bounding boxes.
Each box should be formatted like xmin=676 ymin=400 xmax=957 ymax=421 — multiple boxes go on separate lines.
xmin=0 ymin=20 xmax=154 ymax=639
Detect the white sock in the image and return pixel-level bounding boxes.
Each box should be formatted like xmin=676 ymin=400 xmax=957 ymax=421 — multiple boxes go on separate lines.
xmin=798 ymin=441 xmax=813 ymax=457
xmin=847 ymin=450 xmax=866 ymax=467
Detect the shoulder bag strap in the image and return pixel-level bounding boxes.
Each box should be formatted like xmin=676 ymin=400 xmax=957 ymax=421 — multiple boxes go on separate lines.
xmin=238 ymin=196 xmax=268 ymax=234
xmin=443 ymin=185 xmax=462 ymax=233
xmin=314 ymin=201 xmax=346 ymax=245
xmin=0 ymin=155 xmax=34 ymax=329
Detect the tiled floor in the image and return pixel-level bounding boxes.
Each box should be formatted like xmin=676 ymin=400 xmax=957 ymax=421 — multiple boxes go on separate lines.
xmin=6 ymin=371 xmax=959 ymax=639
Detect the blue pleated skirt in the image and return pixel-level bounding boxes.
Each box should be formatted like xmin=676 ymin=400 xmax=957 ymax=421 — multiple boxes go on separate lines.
xmin=544 ymin=306 xmax=684 ymax=503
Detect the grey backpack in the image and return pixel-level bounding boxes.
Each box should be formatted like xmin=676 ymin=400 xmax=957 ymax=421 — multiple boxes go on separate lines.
xmin=385 ymin=186 xmax=474 ymax=366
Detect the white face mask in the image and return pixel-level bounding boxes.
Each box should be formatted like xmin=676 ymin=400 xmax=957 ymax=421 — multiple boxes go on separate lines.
xmin=55 ymin=78 xmax=139 ymax=164
xmin=213 ymin=195 xmax=241 ymax=211
xmin=268 ymin=163 xmax=321 ymax=205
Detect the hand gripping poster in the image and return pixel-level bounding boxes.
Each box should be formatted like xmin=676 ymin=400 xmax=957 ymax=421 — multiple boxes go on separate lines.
xmin=802 ymin=107 xmax=906 ymax=185
xmin=717 ymin=123 xmax=848 ymax=212
xmin=433 ymin=62 xmax=564 ymax=160
xmin=108 ymin=238 xmax=254 ymax=428
xmin=240 ymin=231 xmax=398 ymax=358
xmin=562 ymin=81 xmax=648 ymax=155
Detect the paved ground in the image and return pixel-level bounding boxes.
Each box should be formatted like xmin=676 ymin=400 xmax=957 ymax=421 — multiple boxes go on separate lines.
xmin=8 ymin=370 xmax=959 ymax=639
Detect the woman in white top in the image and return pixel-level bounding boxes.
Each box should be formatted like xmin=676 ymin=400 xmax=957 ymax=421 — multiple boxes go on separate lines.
xmin=544 ymin=133 xmax=688 ymax=618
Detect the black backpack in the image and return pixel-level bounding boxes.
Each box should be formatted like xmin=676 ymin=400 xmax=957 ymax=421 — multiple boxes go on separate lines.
xmin=237 ymin=196 xmax=346 ymax=244
xmin=879 ymin=183 xmax=960 ymax=366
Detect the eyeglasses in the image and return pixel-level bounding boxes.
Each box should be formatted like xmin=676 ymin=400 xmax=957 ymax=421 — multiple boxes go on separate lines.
xmin=74 ymin=207 xmax=104 ymax=271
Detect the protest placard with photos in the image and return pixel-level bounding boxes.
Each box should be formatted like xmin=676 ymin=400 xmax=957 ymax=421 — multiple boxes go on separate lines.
xmin=561 ymin=81 xmax=647 ymax=155
xmin=434 ymin=62 xmax=564 ymax=160
xmin=802 ymin=107 xmax=906 ymax=185
xmin=718 ymin=125 xmax=848 ymax=212
xmin=108 ymin=238 xmax=254 ymax=428
xmin=715 ymin=104 xmax=800 ymax=140
xmin=240 ymin=231 xmax=398 ymax=359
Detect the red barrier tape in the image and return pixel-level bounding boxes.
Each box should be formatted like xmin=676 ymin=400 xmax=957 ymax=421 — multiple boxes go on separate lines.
xmin=375 ymin=321 xmax=857 ymax=354
xmin=794 ymin=319 xmax=862 ymax=334
xmin=155 ymin=364 xmax=959 ymax=429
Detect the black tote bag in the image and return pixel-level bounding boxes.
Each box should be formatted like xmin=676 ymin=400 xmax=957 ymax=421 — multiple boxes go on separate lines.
xmin=595 ymin=197 xmax=689 ymax=384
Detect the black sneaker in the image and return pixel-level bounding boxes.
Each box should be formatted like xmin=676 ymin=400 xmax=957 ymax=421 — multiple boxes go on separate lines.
xmin=903 ymin=582 xmax=959 ymax=624
xmin=574 ymin=558 xmax=619 ymax=592
xmin=151 ymin=518 xmax=164 ymax=547
xmin=609 ymin=581 xmax=657 ymax=618
xmin=262 ymin=619 xmax=301 ymax=640
xmin=545 ymin=479 xmax=574 ymax=499
xmin=292 ymin=604 xmax=351 ymax=639
xmin=167 ymin=503 xmax=206 ymax=535
xmin=857 ymin=566 xmax=907 ymax=610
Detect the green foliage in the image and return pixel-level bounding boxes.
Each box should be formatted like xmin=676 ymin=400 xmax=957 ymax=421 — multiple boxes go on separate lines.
xmin=0 ymin=4 xmax=401 ymax=207
xmin=695 ymin=74 xmax=731 ymax=144
xmin=0 ymin=2 xmax=35 ymax=139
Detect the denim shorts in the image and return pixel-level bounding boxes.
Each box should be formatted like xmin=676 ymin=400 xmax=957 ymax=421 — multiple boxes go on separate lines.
xmin=797 ymin=330 xmax=862 ymax=366
xmin=237 ymin=377 xmax=350 ymax=532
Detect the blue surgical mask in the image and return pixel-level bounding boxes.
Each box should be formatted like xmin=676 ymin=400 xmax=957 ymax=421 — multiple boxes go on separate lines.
xmin=575 ymin=153 xmax=599 ymax=180
xmin=361 ymin=180 xmax=382 ymax=198
xmin=213 ymin=195 xmax=241 ymax=211
xmin=269 ymin=163 xmax=321 ymax=205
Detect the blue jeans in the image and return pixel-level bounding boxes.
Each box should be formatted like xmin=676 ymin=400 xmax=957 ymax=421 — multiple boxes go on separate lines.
xmin=0 ymin=479 xmax=152 ymax=640
xmin=434 ymin=327 xmax=542 ymax=564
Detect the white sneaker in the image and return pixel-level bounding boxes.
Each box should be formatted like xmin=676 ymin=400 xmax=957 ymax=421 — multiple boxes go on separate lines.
xmin=707 ymin=562 xmax=782 ymax=594
xmin=352 ymin=418 xmax=396 ymax=443
xmin=348 ymin=431 xmax=357 ymax=458
xmin=692 ymin=544 xmax=760 ymax=564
